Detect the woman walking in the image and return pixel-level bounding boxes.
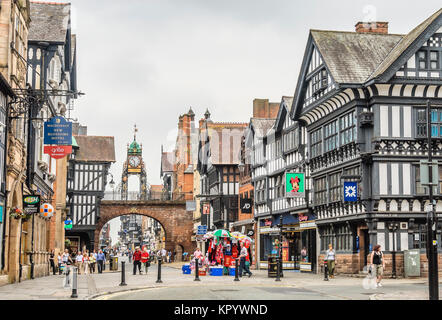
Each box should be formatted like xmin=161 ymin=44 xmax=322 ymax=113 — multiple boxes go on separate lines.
xmin=89 ymin=253 xmax=96 ymax=274
xmin=83 ymin=253 xmax=89 ymax=274
xmin=325 ymin=244 xmax=336 ymax=278
xmin=370 ymin=244 xmax=385 ymax=288
xmin=141 ymin=247 xmax=150 ymax=273
xmin=49 ymin=250 xmax=56 ymax=275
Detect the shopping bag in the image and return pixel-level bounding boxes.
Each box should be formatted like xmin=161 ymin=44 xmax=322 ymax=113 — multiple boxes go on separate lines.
xmin=362 ymin=265 xmax=377 ymax=289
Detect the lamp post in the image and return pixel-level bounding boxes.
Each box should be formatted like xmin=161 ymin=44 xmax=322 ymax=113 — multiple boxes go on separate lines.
xmin=388 ymin=222 xmax=398 ymax=279
xmin=276 ymin=215 xmax=283 ymax=281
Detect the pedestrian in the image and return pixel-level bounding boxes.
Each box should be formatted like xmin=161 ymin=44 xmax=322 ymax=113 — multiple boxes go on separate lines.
xmin=133 ymin=247 xmax=142 ymax=275
xmin=301 ymin=247 xmax=308 ymax=262
xmin=239 ymin=243 xmax=252 ymax=277
xmin=141 ymin=247 xmax=150 ymax=273
xmin=49 ymin=250 xmax=56 ymax=275
xmin=83 ymin=252 xmax=89 ymax=274
xmin=57 ymin=252 xmax=63 ymax=275
xmin=97 ymin=249 xmax=105 ymax=273
xmin=370 ymin=244 xmax=385 ymax=288
xmin=75 ymin=251 xmax=83 ymax=275
xmin=89 ymin=253 xmax=96 ymax=273
xmin=128 ymin=250 xmax=133 ymax=263
xmin=168 ymin=250 xmax=172 ymax=263
xmin=325 ymin=244 xmax=336 ymax=278
xmin=161 ymin=247 xmax=167 ymax=262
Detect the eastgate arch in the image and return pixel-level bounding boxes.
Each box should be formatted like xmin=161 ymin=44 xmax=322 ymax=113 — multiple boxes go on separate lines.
xmin=95 ymin=200 xmax=194 ymax=257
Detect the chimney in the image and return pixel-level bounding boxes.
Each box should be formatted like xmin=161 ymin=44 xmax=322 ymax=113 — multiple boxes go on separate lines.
xmin=355 ymin=21 xmax=388 ymax=34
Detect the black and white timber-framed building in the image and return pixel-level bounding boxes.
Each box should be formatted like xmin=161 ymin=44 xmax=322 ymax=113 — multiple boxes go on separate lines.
xmin=66 ymin=132 xmax=115 ymax=252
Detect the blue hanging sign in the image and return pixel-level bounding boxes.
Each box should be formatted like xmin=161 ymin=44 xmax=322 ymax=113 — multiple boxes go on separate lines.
xmin=44 ymin=116 xmax=72 ymax=145
xmin=343 ymin=181 xmax=358 ymax=202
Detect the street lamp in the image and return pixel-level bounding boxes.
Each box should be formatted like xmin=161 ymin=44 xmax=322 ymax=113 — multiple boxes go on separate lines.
xmin=276 ymin=215 xmax=283 ymax=281
xmin=388 ymin=222 xmax=399 ymax=279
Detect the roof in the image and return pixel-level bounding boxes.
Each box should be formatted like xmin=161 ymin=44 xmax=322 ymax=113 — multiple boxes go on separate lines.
xmin=370 ymin=8 xmax=442 ymax=80
xmin=29 ymin=1 xmax=70 ymax=43
xmin=282 ymin=96 xmax=294 ymax=112
xmin=250 ymin=118 xmax=276 ymax=138
xmin=207 ymin=123 xmax=248 ymax=165
xmin=128 ymin=140 xmax=141 ymax=155
xmin=161 ymin=152 xmax=175 ymax=173
xmin=311 ymin=30 xmax=403 ymax=84
xmin=74 ymin=136 xmax=116 ymax=162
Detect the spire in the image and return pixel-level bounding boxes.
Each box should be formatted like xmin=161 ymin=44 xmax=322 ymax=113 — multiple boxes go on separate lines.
xmin=204 ymin=109 xmax=211 ymax=119
xmin=134 ymin=124 xmax=138 ymax=141
xmin=188 ymin=107 xmax=195 ymax=117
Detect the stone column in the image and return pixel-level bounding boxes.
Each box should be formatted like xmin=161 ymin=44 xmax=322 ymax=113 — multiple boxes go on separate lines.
xmin=54 ymin=156 xmax=68 ymax=256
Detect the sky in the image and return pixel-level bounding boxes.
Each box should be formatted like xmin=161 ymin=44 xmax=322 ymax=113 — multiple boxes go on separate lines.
xmin=63 ymin=0 xmax=442 ymax=243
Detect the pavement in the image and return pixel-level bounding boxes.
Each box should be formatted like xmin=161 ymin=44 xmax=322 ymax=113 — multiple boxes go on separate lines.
xmin=0 ymin=259 xmax=439 ymax=300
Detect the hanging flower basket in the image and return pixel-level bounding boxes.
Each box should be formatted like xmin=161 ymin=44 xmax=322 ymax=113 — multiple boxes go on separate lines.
xmin=9 ymin=207 xmax=31 ymax=220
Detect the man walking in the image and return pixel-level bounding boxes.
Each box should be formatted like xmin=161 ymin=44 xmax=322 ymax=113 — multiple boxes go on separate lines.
xmin=75 ymin=251 xmax=83 ymax=275
xmin=239 ymin=244 xmax=252 ymax=277
xmin=97 ymin=250 xmax=106 ymax=273
xmin=133 ymin=247 xmax=142 ymax=275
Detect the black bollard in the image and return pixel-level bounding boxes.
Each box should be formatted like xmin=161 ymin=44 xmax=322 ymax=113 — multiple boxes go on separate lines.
xmin=156 ymin=257 xmax=163 ymax=283
xmin=194 ymin=258 xmax=200 ymax=281
xmin=120 ymin=261 xmax=127 ymax=286
xmin=234 ymin=258 xmax=240 ymax=282
xmin=275 ymin=257 xmax=281 ymax=282
xmin=71 ymin=267 xmax=78 ymax=298
xmin=324 ymin=261 xmax=329 ymax=281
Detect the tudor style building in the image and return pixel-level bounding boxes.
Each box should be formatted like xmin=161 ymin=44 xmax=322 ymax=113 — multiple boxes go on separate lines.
xmin=289 ymin=10 xmax=442 ymax=276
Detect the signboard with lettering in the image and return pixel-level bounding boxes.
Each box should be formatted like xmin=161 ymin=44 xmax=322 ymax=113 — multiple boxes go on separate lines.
xmin=23 ymin=195 xmax=40 ymax=214
xmin=285 ymin=172 xmax=305 ymax=198
xmin=44 ymin=116 xmax=72 ymax=145
xmin=44 ymin=145 xmax=72 ymax=159
xmin=197 ymin=225 xmax=208 ymax=235
xmin=240 ymin=198 xmax=252 ymax=213
xmin=202 ymin=203 xmax=210 ymax=215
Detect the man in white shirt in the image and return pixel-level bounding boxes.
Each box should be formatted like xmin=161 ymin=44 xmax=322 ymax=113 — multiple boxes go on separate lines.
xmin=75 ymin=251 xmax=83 ymax=274
xmin=161 ymin=248 xmax=167 ymax=261
xmin=239 ymin=245 xmax=252 ymax=277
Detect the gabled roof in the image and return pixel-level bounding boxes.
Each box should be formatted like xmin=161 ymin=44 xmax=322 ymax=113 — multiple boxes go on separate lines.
xmin=74 ymin=136 xmax=116 ymax=163
xmin=250 ymin=118 xmax=275 ymax=139
xmin=273 ymin=96 xmax=294 ymax=132
xmin=29 ymin=1 xmax=70 ymax=43
xmin=370 ymin=8 xmax=442 ymax=82
xmin=311 ymin=30 xmax=403 ymax=84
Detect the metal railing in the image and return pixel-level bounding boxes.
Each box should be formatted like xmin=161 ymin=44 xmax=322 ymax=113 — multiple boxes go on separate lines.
xmin=103 ymin=191 xmax=186 ymax=201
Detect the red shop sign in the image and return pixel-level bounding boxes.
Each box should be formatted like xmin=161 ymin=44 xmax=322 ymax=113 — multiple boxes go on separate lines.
xmin=299 ymin=214 xmax=308 ymax=222
xmin=44 ymin=145 xmax=72 ymax=159
xmin=264 ymin=219 xmax=272 ymax=226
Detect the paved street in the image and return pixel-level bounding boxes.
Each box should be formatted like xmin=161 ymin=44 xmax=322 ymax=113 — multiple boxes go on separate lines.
xmin=0 ymin=259 xmax=439 ymax=300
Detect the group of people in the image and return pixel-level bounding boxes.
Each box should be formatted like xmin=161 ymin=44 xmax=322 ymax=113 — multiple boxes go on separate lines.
xmin=49 ymin=249 xmax=108 ymax=275
xmin=324 ymin=243 xmax=386 ymax=287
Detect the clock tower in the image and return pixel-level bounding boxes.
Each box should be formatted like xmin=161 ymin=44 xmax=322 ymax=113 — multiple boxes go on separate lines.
xmin=121 ymin=125 xmax=148 ymax=200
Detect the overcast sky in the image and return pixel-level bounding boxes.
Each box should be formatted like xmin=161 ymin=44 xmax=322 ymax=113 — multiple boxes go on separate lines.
xmin=64 ymin=0 xmax=441 ymax=243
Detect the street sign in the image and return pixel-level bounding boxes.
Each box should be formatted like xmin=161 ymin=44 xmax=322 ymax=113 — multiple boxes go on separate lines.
xmin=44 ymin=145 xmax=72 ymax=159
xmin=64 ymin=218 xmax=73 ymax=230
xmin=240 ymin=198 xmax=252 ymax=213
xmin=197 ymin=225 xmax=208 ymax=235
xmin=343 ymin=182 xmax=358 ymax=202
xmin=285 ymin=172 xmax=305 ymax=198
xmin=23 ymin=195 xmax=40 ymax=214
xmin=44 ymin=116 xmax=72 ymax=145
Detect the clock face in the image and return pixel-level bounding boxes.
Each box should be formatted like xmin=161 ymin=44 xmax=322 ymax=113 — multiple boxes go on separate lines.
xmin=128 ymin=156 xmax=140 ymax=168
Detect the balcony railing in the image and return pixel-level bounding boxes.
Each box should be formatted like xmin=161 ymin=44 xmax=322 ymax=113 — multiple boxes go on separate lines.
xmin=103 ymin=191 xmax=186 ymax=201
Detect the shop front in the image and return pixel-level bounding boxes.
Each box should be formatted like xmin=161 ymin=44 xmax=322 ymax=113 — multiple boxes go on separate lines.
xmin=258 ymin=211 xmax=317 ymax=273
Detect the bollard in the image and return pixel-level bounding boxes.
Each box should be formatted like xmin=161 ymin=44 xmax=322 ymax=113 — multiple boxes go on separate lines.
xmin=71 ymin=267 xmax=78 ymax=298
xmin=156 ymin=257 xmax=163 ymax=283
xmin=194 ymin=258 xmax=200 ymax=281
xmin=275 ymin=257 xmax=281 ymax=282
xmin=324 ymin=261 xmax=329 ymax=281
xmin=234 ymin=258 xmax=240 ymax=282
xmin=120 ymin=261 xmax=127 ymax=286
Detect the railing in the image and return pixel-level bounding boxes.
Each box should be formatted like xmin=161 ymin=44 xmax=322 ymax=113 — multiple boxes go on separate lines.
xmin=103 ymin=191 xmax=186 ymax=201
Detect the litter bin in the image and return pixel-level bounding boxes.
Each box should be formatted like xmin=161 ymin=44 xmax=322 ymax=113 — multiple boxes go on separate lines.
xmin=111 ymin=257 xmax=119 ymax=271
xmin=268 ymin=255 xmax=283 ymax=278
xmin=404 ymin=249 xmax=420 ymax=277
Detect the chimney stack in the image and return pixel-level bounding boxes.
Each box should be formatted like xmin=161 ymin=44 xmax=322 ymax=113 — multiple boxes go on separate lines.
xmin=355 ymin=21 xmax=388 ymax=34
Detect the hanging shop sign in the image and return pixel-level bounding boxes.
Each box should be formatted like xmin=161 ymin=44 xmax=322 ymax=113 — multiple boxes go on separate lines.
xmin=285 ymin=172 xmax=305 ymax=198
xmin=240 ymin=198 xmax=252 ymax=213
xmin=23 ymin=195 xmax=41 ymax=214
xmin=40 ymin=203 xmax=54 ymax=218
xmin=44 ymin=145 xmax=72 ymax=159
xmin=64 ymin=218 xmax=73 ymax=230
xmin=202 ymin=203 xmax=210 ymax=215
xmin=44 ymin=116 xmax=72 ymax=145
xmin=343 ymin=181 xmax=358 ymax=202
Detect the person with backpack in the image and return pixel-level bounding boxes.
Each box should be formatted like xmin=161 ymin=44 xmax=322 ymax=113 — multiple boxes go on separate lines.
xmin=370 ymin=244 xmax=385 ymax=288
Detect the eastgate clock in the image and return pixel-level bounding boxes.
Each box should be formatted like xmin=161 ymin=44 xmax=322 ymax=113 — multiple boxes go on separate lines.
xmin=128 ymin=156 xmax=140 ymax=167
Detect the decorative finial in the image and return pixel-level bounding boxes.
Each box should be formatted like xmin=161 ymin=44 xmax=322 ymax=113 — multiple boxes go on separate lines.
xmin=188 ymin=107 xmax=195 ymax=116
xmin=134 ymin=124 xmax=138 ymax=141
xmin=204 ymin=109 xmax=211 ymax=119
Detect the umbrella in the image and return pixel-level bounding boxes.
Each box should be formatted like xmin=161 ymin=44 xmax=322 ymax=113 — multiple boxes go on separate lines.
xmin=213 ymin=229 xmax=232 ymax=238
xmin=230 ymin=232 xmax=245 ymax=239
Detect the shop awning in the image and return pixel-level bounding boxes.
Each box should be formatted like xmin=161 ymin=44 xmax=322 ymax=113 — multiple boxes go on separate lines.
xmin=231 ymin=219 xmax=254 ymax=227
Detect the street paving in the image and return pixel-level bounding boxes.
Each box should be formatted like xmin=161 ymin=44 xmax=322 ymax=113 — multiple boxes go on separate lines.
xmin=0 ymin=260 xmax=439 ymax=300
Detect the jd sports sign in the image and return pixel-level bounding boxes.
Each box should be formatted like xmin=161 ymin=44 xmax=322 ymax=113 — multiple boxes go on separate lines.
xmin=240 ymin=198 xmax=252 ymax=213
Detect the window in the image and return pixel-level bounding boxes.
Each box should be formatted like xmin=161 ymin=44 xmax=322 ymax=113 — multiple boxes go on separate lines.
xmin=418 ymin=51 xmax=427 ymax=69
xmin=321 ymin=226 xmax=334 ymax=251
xmin=415 ymin=165 xmax=442 ymax=194
xmin=324 ymin=120 xmax=338 ymax=152
xmin=413 ymin=224 xmax=427 ymax=249
xmin=311 ymin=68 xmax=328 ymax=96
xmin=340 ymin=111 xmax=356 ymax=145
xmin=430 ymin=51 xmax=439 ymax=70
xmin=314 ymin=176 xmax=327 ymax=205
xmin=415 ymin=108 xmax=442 ymax=138
xmin=310 ymin=129 xmax=322 ymax=158
xmin=329 ymin=172 xmax=341 ymax=203
xmin=417 ymin=49 xmax=440 ymax=71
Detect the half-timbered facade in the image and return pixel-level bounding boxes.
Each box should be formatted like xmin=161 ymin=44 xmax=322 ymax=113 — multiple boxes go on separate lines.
xmin=66 ymin=135 xmax=115 ymax=252
xmin=197 ymin=111 xmax=247 ymax=230
xmin=290 ymin=11 xmax=442 ymax=275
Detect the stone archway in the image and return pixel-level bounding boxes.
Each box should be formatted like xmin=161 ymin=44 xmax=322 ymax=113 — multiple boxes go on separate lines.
xmin=95 ymin=200 xmax=194 ymax=255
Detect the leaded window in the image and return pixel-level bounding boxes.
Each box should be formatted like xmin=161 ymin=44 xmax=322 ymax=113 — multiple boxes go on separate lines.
xmin=324 ymin=120 xmax=338 ymax=152
xmin=415 ymin=108 xmax=442 ymax=138
xmin=314 ymin=176 xmax=327 ymax=205
xmin=310 ymin=129 xmax=322 ymax=158
xmin=329 ymin=172 xmax=341 ymax=203
xmin=340 ymin=111 xmax=356 ymax=145
xmin=312 ymin=68 xmax=328 ymax=96
xmin=418 ymin=50 xmax=427 ymax=69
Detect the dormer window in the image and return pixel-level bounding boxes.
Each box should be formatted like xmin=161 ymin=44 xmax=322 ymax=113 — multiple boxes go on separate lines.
xmin=312 ymin=68 xmax=328 ymax=96
xmin=417 ymin=50 xmax=440 ymax=70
